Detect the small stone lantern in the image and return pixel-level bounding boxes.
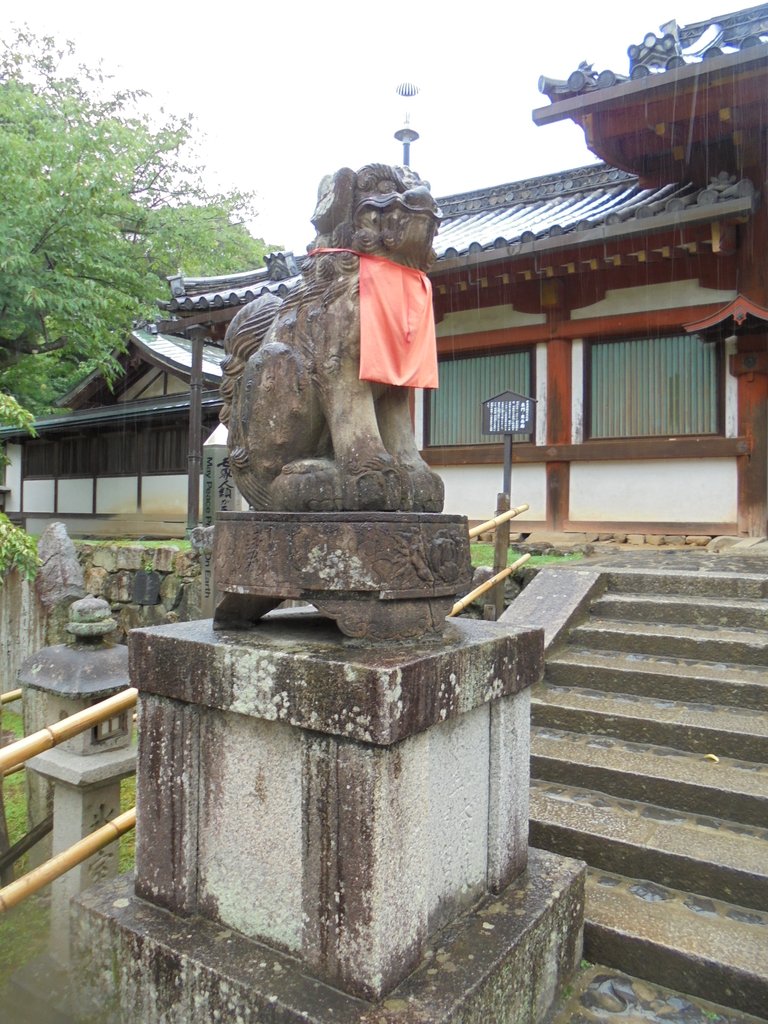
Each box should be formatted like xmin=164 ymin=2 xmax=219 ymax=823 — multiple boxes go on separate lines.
xmin=19 ymin=596 xmax=136 ymax=967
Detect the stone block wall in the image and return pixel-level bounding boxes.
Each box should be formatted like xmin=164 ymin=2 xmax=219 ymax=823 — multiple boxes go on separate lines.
xmin=75 ymin=542 xmax=203 ymax=640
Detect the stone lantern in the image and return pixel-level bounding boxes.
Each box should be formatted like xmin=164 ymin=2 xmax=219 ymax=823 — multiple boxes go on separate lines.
xmin=18 ymin=596 xmax=136 ymax=968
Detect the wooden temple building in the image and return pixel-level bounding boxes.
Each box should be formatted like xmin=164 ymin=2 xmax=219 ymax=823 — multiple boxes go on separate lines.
xmin=3 ymin=3 xmax=768 ymax=539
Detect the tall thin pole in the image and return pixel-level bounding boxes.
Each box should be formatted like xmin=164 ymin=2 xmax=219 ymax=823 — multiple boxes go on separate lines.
xmin=394 ymin=82 xmax=420 ymax=167
xmin=187 ymin=326 xmax=205 ymax=533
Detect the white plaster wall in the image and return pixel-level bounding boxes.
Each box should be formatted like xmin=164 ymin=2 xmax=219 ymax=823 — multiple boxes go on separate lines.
xmin=96 ymin=476 xmax=138 ymax=515
xmin=571 ymin=280 xmax=736 ymax=319
xmin=437 ymin=305 xmax=546 ymax=337
xmin=725 ymin=336 xmax=738 ymax=438
xmin=120 ymin=369 xmax=163 ymax=402
xmin=141 ymin=474 xmax=188 ymax=516
xmin=23 ymin=479 xmax=55 ymax=513
xmin=438 ymin=464 xmax=545 ymax=520
xmin=57 ymin=478 xmax=94 ymax=514
xmin=570 ymin=458 xmax=737 ymax=523
xmin=4 ymin=443 xmax=22 ymax=512
xmin=571 ymin=340 xmax=584 ymax=444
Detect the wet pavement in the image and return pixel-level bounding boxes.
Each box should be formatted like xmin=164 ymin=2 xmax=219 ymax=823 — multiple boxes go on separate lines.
xmin=554 ymin=966 xmax=768 ymax=1024
xmin=573 ymin=546 xmax=768 ymax=578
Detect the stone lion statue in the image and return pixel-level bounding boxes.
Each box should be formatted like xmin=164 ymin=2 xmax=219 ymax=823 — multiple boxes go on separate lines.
xmin=219 ymin=163 xmax=445 ymax=513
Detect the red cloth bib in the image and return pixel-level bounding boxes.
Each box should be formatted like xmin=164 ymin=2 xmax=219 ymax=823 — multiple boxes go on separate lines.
xmin=310 ymin=250 xmax=438 ymax=389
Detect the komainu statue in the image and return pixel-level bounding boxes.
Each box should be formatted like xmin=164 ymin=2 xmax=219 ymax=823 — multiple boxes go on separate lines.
xmin=219 ymin=163 xmax=445 ymax=514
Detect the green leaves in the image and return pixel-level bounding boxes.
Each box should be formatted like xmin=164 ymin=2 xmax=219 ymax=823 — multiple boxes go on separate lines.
xmin=0 ymin=393 xmax=36 ymax=438
xmin=0 ymin=30 xmax=274 ymax=414
xmin=0 ymin=513 xmax=39 ymax=583
xmin=0 ymin=393 xmax=38 ymax=581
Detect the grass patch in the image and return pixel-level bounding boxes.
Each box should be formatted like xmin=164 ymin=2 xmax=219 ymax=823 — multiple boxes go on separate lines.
xmin=0 ymin=894 xmax=49 ymax=992
xmin=1 ymin=709 xmax=49 ymax=993
xmin=2 ymin=708 xmax=23 ymax=740
xmin=471 ymin=543 xmax=583 ymax=568
xmin=2 ymin=710 xmax=27 ymax=849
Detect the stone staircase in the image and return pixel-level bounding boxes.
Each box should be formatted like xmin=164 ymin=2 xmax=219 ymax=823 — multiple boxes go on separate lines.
xmin=527 ymin=562 xmax=768 ymax=1018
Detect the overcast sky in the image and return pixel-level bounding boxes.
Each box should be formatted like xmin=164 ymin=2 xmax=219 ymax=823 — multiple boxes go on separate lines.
xmin=6 ymin=0 xmax=714 ymax=255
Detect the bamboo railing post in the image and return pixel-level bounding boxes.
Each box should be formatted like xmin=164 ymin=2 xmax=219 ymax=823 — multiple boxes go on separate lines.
xmin=0 ymin=809 xmax=136 ymax=914
xmin=450 ymin=554 xmax=531 ymax=617
xmin=467 ymin=504 xmax=529 ymax=539
xmin=490 ymin=492 xmax=511 ymax=621
xmin=0 ymin=688 xmax=138 ymax=775
xmin=0 ymin=675 xmax=139 ymax=970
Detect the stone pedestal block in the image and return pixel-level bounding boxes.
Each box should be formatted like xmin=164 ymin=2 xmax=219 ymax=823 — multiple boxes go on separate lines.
xmin=129 ymin=614 xmax=540 ymax=1001
xmin=72 ymin=848 xmax=584 ymax=1024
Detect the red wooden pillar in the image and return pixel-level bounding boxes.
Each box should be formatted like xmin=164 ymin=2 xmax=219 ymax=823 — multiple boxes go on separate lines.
xmin=732 ymin=336 xmax=768 ymax=537
xmin=545 ymin=337 xmax=571 ymax=530
xmin=734 ymin=172 xmax=768 ymax=537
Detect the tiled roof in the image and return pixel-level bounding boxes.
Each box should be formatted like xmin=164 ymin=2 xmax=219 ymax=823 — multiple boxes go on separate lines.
xmin=164 ymin=252 xmax=302 ymax=314
xmin=0 ymin=392 xmax=223 ymax=439
xmin=539 ymin=3 xmax=768 ymax=100
xmin=131 ymin=329 xmax=225 ymax=383
xmin=159 ymin=164 xmax=757 ymax=310
xmin=433 ymin=164 xmax=755 ymax=263
xmin=163 ymin=268 xmax=302 ymax=314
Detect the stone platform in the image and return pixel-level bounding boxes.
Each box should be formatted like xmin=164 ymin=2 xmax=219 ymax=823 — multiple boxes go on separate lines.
xmin=73 ymin=849 xmax=584 ymax=1024
xmin=70 ymin=609 xmax=584 ymax=1021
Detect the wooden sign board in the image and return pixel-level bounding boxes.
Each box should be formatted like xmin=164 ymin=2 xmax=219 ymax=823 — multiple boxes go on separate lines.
xmin=481 ymin=391 xmax=535 ymax=436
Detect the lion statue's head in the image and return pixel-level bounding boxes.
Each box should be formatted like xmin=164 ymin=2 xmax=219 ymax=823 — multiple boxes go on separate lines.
xmin=309 ymin=163 xmax=441 ymax=272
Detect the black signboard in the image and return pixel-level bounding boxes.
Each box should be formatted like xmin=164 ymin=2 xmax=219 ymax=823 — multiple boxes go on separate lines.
xmin=481 ymin=391 xmax=534 ymax=437
xmin=481 ymin=390 xmax=536 ymax=497
xmin=133 ymin=570 xmax=161 ymax=606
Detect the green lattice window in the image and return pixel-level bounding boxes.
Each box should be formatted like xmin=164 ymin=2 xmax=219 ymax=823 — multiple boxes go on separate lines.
xmin=589 ymin=335 xmax=720 ymax=438
xmin=428 ymin=350 xmax=533 ymax=446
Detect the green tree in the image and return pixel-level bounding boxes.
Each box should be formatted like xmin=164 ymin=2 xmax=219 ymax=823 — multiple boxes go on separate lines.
xmin=0 ymin=31 xmax=275 ymax=413
xmin=0 ymin=393 xmax=38 ymax=581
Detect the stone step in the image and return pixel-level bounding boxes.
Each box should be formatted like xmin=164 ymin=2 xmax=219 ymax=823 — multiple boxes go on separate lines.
xmin=531 ymin=683 xmax=768 ymax=761
xmin=583 ymin=869 xmax=768 ymax=1018
xmin=552 ymin=962 xmax=768 ymax=1024
xmin=603 ymin=569 xmax=768 ymax=601
xmin=570 ymin=617 xmax=768 ymax=666
xmin=531 ymin=726 xmax=768 ymax=827
xmin=591 ymin=591 xmax=768 ymax=631
xmin=545 ymin=647 xmax=768 ymax=711
xmin=529 ymin=779 xmax=768 ymax=911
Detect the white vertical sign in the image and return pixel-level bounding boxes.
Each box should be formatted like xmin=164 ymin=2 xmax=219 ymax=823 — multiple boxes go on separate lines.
xmin=201 ymin=423 xmax=242 ymax=616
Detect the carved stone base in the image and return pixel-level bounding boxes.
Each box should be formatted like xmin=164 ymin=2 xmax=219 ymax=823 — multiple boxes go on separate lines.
xmin=213 ymin=511 xmax=473 ymax=640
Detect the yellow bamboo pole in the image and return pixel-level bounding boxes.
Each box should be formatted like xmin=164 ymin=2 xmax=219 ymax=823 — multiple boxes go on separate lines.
xmin=468 ymin=504 xmax=530 ymax=539
xmin=0 ymin=688 xmax=22 ymax=705
xmin=449 ymin=553 xmax=531 ymax=616
xmin=0 ymin=687 xmax=138 ymax=775
xmin=0 ymin=808 xmax=136 ymax=913
xmin=3 ymin=764 xmax=24 ymax=779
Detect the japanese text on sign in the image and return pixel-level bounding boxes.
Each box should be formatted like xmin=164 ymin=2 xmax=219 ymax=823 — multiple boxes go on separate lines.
xmin=482 ymin=397 xmax=533 ymax=435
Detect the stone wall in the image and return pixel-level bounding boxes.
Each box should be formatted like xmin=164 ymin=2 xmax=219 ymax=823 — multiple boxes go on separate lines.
xmin=75 ymin=541 xmax=204 ymax=640
xmin=0 ymin=569 xmax=47 ymax=695
xmin=1 ymin=531 xmax=204 ymax=864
